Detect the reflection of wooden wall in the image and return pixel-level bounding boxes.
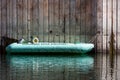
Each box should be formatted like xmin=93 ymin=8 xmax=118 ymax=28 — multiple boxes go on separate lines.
xmin=0 ymin=0 xmax=97 ymax=44
xmin=95 ymin=0 xmax=120 ymax=80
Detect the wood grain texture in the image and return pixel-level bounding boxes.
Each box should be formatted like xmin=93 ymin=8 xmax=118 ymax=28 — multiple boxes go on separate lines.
xmin=1 ymin=0 xmax=7 ymax=37
xmin=0 ymin=0 xmax=1 ymax=45
xmin=0 ymin=0 xmax=99 ymax=44
xmin=38 ymin=0 xmax=44 ymax=42
xmin=22 ymin=0 xmax=27 ymax=39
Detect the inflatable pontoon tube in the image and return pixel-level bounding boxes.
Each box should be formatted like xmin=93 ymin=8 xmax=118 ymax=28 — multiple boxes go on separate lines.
xmin=6 ymin=42 xmax=94 ymax=54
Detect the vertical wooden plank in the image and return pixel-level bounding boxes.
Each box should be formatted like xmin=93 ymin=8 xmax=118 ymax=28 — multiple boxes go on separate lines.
xmin=38 ymin=0 xmax=40 ymax=41
xmin=21 ymin=0 xmax=23 ymax=38
xmin=84 ymin=0 xmax=87 ymax=43
xmin=16 ymin=0 xmax=18 ymax=39
xmin=22 ymin=0 xmax=27 ymax=39
xmin=79 ymin=0 xmax=83 ymax=42
xmin=79 ymin=0 xmax=82 ymax=42
xmin=1 ymin=0 xmax=7 ymax=49
xmin=43 ymin=0 xmax=48 ymax=42
xmin=48 ymin=0 xmax=52 ymax=42
xmin=84 ymin=0 xmax=87 ymax=42
xmin=88 ymin=0 xmax=91 ymax=43
xmin=27 ymin=0 xmax=31 ymax=41
xmin=57 ymin=0 xmax=61 ymax=42
xmin=52 ymin=0 xmax=56 ymax=42
xmin=1 ymin=0 xmax=7 ymax=37
xmin=10 ymin=0 xmax=14 ymax=38
xmin=59 ymin=0 xmax=64 ymax=42
xmin=52 ymin=0 xmax=55 ymax=42
xmin=92 ymin=0 xmax=97 ymax=42
xmin=16 ymin=0 xmax=22 ymax=39
xmin=39 ymin=0 xmax=44 ymax=42
xmin=68 ymin=0 xmax=70 ymax=43
xmin=32 ymin=0 xmax=39 ymax=38
xmin=36 ymin=0 xmax=39 ymax=39
xmin=80 ymin=0 xmax=86 ymax=42
xmin=107 ymin=0 xmax=112 ymax=43
xmin=97 ymin=0 xmax=103 ymax=51
xmin=69 ymin=0 xmax=75 ymax=43
xmin=103 ymin=0 xmax=108 ymax=51
xmin=68 ymin=0 xmax=71 ymax=43
xmin=73 ymin=0 xmax=76 ymax=43
xmin=0 ymin=0 xmax=1 ymax=34
xmin=118 ymin=0 xmax=120 ymax=50
xmin=6 ymin=0 xmax=10 ymax=38
xmin=21 ymin=0 xmax=24 ymax=38
xmin=103 ymin=0 xmax=107 ymax=45
xmin=62 ymin=0 xmax=65 ymax=43
xmin=64 ymin=0 xmax=69 ymax=43
xmin=85 ymin=0 xmax=92 ymax=42
xmin=29 ymin=0 xmax=35 ymax=37
xmin=12 ymin=0 xmax=17 ymax=39
xmin=58 ymin=0 xmax=60 ymax=42
xmin=21 ymin=0 xmax=25 ymax=38
xmin=69 ymin=0 xmax=74 ymax=43
xmin=53 ymin=0 xmax=59 ymax=42
xmin=0 ymin=0 xmax=1 ymax=45
xmin=116 ymin=0 xmax=118 ymax=79
xmin=75 ymin=0 xmax=80 ymax=43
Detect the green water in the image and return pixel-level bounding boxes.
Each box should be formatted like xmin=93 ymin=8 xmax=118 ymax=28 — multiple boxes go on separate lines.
xmin=5 ymin=54 xmax=96 ymax=80
xmin=1 ymin=52 xmax=119 ymax=80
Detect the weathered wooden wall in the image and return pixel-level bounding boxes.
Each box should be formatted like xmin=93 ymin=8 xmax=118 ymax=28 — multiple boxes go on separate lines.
xmin=96 ymin=0 xmax=120 ymax=51
xmin=0 ymin=0 xmax=97 ymax=46
xmin=95 ymin=0 xmax=120 ymax=80
xmin=0 ymin=0 xmax=120 ymax=50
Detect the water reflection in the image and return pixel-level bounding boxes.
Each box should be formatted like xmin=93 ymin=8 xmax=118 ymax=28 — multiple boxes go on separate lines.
xmin=109 ymin=53 xmax=115 ymax=80
xmin=7 ymin=54 xmax=95 ymax=80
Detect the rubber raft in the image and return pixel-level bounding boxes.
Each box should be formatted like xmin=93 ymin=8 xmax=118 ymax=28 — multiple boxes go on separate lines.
xmin=6 ymin=42 xmax=94 ymax=54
